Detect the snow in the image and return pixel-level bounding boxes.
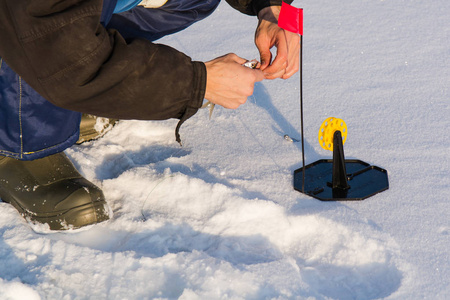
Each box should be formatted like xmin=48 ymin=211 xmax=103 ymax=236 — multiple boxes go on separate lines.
xmin=1 ymin=0 xmax=449 ymax=299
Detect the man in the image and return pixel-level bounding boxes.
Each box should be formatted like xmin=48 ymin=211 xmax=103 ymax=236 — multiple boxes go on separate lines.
xmin=0 ymin=0 xmax=299 ymax=230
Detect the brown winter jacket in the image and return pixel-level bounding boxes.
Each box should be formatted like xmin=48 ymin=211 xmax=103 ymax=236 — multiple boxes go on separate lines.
xmin=0 ymin=0 xmax=286 ymax=133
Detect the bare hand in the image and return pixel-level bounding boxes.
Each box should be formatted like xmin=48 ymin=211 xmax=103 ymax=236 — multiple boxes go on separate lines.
xmin=204 ymin=53 xmax=264 ymax=109
xmin=255 ymin=6 xmax=300 ymax=80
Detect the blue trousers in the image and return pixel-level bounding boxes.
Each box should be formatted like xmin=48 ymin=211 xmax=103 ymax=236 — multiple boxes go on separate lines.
xmin=0 ymin=0 xmax=220 ymax=160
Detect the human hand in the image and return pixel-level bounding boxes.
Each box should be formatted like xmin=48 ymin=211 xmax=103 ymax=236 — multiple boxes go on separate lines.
xmin=255 ymin=6 xmax=300 ymax=80
xmin=204 ymin=53 xmax=264 ymax=109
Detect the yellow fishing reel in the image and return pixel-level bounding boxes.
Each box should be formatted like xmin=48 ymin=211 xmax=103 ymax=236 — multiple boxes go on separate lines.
xmin=318 ymin=117 xmax=347 ymax=151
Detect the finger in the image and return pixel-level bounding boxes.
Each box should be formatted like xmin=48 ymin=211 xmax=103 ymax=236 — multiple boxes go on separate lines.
xmin=259 ymin=50 xmax=272 ymax=71
xmin=226 ymin=53 xmax=248 ymax=65
xmin=283 ymin=53 xmax=299 ymax=79
xmin=255 ymin=38 xmax=272 ymax=71
xmin=264 ymin=68 xmax=286 ymax=80
xmin=283 ymin=35 xmax=300 ymax=79
xmin=283 ymin=45 xmax=300 ymax=79
xmin=252 ymin=69 xmax=265 ymax=82
xmin=262 ymin=33 xmax=288 ymax=77
xmin=222 ymin=97 xmax=247 ymax=109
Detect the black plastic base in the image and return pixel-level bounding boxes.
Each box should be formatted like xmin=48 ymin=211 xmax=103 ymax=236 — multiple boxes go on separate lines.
xmin=294 ymin=159 xmax=389 ymax=201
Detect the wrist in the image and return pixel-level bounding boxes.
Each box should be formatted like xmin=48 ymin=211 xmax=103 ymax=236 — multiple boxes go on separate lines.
xmin=257 ymin=6 xmax=281 ymax=23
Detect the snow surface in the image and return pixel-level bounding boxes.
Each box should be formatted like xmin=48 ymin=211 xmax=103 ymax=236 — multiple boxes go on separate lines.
xmin=1 ymin=0 xmax=449 ymax=299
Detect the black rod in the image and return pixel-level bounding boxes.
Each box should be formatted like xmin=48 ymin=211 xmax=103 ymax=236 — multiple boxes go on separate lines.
xmin=300 ymin=35 xmax=305 ymax=192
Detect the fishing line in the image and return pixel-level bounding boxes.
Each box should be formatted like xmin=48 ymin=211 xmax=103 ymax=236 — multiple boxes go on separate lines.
xmin=236 ymin=97 xmax=286 ymax=173
xmin=140 ymin=141 xmax=189 ymax=221
xmin=140 ymin=174 xmax=177 ymax=221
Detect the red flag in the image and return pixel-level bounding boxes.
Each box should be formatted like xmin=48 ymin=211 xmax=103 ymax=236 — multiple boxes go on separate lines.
xmin=278 ymin=2 xmax=303 ymax=35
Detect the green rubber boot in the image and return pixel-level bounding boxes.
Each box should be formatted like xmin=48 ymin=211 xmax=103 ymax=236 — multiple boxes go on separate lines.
xmin=0 ymin=153 xmax=111 ymax=230
xmin=76 ymin=114 xmax=118 ymax=144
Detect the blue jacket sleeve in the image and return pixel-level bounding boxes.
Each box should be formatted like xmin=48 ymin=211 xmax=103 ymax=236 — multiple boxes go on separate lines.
xmin=107 ymin=0 xmax=221 ymax=41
